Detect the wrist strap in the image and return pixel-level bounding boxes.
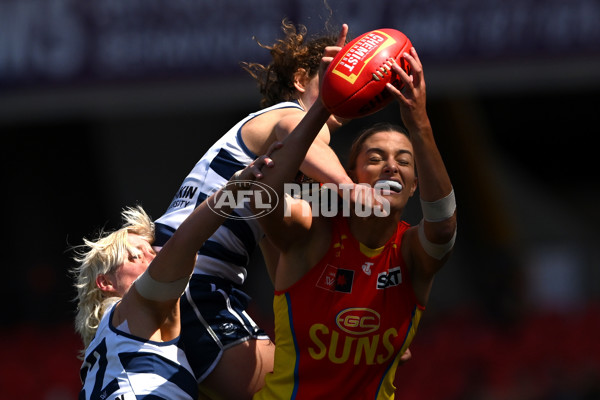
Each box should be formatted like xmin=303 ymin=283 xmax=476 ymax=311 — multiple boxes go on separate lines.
xmin=134 ymin=270 xmax=190 ymax=302
xmin=420 ymin=188 xmax=456 ymax=222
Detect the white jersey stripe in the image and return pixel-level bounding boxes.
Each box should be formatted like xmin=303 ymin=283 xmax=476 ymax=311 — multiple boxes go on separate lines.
xmin=154 ymin=101 xmax=303 ymax=284
xmin=79 ymin=303 xmax=197 ymax=400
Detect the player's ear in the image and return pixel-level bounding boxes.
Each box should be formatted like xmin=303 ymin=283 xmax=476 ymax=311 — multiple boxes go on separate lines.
xmin=293 ymin=68 xmax=309 ymax=92
xmin=409 ymin=176 xmax=418 ymax=197
xmin=96 ymin=273 xmax=116 ymax=293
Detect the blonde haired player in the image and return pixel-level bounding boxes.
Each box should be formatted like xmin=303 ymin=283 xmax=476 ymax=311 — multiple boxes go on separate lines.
xmin=150 ymin=20 xmax=354 ymax=399
xmin=72 ymin=156 xmax=274 ymax=400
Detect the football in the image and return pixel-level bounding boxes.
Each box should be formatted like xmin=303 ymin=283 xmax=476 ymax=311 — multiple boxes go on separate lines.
xmin=321 ymin=28 xmax=412 ymax=119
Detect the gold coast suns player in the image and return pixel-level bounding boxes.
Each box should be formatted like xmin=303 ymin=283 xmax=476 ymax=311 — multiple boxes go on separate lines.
xmin=252 ymin=46 xmax=457 ymax=400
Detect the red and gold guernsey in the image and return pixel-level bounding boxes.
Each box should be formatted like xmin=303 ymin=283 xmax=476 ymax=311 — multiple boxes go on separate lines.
xmin=254 ymin=215 xmax=425 ymax=400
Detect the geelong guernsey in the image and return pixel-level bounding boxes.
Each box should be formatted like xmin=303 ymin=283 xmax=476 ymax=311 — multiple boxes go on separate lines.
xmin=154 ymin=101 xmax=303 ymax=285
xmin=254 ymin=215 xmax=424 ymax=400
xmin=79 ymin=303 xmax=198 ymax=400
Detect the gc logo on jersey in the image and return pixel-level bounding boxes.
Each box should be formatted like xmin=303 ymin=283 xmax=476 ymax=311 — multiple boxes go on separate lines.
xmin=377 ymin=266 xmax=402 ymax=289
xmin=336 ymin=308 xmax=380 ymax=335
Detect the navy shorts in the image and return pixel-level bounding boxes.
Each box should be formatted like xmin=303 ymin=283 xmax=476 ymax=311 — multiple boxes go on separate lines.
xmin=179 ymin=274 xmax=270 ymax=382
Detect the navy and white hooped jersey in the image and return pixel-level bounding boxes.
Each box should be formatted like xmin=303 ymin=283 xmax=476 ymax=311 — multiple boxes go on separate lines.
xmin=79 ymin=303 xmax=198 ymax=400
xmin=154 ymin=101 xmax=303 ymax=285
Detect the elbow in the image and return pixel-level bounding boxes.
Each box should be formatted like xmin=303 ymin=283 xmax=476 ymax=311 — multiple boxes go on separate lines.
xmin=422 ymin=214 xmax=456 ymax=243
xmin=438 ymin=215 xmax=457 ymax=243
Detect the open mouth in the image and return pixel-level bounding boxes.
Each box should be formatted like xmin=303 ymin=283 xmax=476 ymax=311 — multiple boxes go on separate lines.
xmin=374 ymin=180 xmax=403 ymax=193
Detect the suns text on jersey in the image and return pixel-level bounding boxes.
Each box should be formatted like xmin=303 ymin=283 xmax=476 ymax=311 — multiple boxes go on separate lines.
xmin=308 ymin=324 xmax=398 ymax=365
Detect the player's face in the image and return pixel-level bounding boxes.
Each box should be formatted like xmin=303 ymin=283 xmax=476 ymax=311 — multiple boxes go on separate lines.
xmin=108 ymin=234 xmax=156 ymax=297
xmin=353 ymin=131 xmax=417 ymax=207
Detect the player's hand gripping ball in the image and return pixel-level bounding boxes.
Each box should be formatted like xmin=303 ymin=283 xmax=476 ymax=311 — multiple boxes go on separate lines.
xmin=321 ymin=29 xmax=412 ymax=119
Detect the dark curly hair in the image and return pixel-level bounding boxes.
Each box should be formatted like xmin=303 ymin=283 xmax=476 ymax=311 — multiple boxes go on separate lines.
xmin=241 ymin=18 xmax=340 ymax=108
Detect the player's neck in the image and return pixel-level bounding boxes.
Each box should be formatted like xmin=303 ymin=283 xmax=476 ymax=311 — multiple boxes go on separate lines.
xmin=347 ymin=213 xmax=399 ymax=249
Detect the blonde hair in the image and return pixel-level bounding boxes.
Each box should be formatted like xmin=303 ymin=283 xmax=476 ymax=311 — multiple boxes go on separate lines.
xmin=70 ymin=206 xmax=154 ymax=358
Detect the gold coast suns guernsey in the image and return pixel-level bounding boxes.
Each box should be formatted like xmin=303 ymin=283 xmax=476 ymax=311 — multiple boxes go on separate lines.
xmin=254 ymin=215 xmax=424 ymax=400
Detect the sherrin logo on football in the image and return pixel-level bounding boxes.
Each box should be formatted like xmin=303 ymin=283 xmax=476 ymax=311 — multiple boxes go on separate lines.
xmin=332 ymin=31 xmax=396 ymax=84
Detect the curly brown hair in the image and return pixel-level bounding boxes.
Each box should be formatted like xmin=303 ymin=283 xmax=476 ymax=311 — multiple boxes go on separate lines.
xmin=241 ymin=18 xmax=340 ymax=108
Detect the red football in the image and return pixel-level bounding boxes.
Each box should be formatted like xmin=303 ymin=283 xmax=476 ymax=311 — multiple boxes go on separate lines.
xmin=321 ymin=28 xmax=412 ymax=119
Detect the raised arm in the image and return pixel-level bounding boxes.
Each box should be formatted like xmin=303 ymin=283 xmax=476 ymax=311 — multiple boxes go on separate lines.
xmin=253 ymin=26 xmax=348 ymax=251
xmin=255 ymin=101 xmax=334 ymax=251
xmin=388 ymin=48 xmax=457 ymax=300
xmin=275 ymin=23 xmax=354 ymax=188
xmin=275 ymin=113 xmax=354 ymax=187
xmin=119 ymin=156 xmax=273 ymax=336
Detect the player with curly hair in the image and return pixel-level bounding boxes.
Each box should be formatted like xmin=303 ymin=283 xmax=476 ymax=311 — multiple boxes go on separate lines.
xmin=151 ymin=20 xmax=352 ymax=399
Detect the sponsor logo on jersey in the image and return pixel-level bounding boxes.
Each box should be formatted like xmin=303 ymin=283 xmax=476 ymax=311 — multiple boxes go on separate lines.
xmin=167 ymin=184 xmax=199 ymax=210
xmin=361 ymin=261 xmax=373 ymax=276
xmin=316 ymin=264 xmax=354 ymax=293
xmin=376 ymin=266 xmax=402 ymax=289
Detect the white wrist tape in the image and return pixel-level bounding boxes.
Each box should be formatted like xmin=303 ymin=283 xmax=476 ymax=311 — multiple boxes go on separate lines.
xmin=418 ymin=220 xmax=456 ymax=260
xmin=420 ymin=188 xmax=456 ymax=222
xmin=134 ymin=269 xmax=190 ymax=302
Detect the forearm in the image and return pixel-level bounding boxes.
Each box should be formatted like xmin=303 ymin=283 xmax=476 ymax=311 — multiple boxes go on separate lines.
xmin=412 ymin=124 xmax=457 ymax=262
xmin=410 ymin=122 xmax=453 ymax=201
xmin=262 ymin=103 xmax=332 ymax=193
xmin=148 ymin=185 xmax=241 ymax=282
xmin=253 ymin=103 xmax=332 ymax=249
xmin=299 ymin=137 xmax=354 ymax=186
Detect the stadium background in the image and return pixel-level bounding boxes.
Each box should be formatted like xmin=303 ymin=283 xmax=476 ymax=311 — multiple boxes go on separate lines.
xmin=1 ymin=0 xmax=599 ymax=398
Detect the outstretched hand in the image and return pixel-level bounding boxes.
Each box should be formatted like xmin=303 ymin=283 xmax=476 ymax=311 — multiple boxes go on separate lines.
xmin=231 ymin=141 xmax=284 ymax=184
xmin=318 ymin=24 xmax=349 ymax=85
xmin=386 ymin=47 xmax=429 ymax=134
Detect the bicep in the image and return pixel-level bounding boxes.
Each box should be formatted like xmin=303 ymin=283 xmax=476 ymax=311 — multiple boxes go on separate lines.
xmin=257 ymin=195 xmax=313 ymax=252
xmin=402 ymin=226 xmax=448 ymax=306
xmin=259 ymin=235 xmax=280 ymax=285
xmin=115 ymin=289 xmax=178 ymax=340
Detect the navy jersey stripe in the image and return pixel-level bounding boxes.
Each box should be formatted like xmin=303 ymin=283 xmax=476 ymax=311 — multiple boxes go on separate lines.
xmin=195 ymin=191 xmax=208 ymax=209
xmin=199 ymin=240 xmax=248 ymax=267
xmin=222 ymin=217 xmax=257 ymax=257
xmin=236 ymin=127 xmax=257 ymax=159
xmin=154 ymin=222 xmax=176 ymax=247
xmin=119 ymin=352 xmax=197 ymax=399
xmin=209 ymin=148 xmax=248 ymax=180
xmin=156 ymin=213 xmax=256 ymax=260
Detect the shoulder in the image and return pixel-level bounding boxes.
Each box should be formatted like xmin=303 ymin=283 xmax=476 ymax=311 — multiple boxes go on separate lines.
xmin=242 ymin=105 xmax=305 ymax=154
xmin=252 ymin=102 xmax=305 ymax=125
xmin=275 ymin=213 xmax=333 ymax=290
xmin=274 ymin=108 xmax=307 ymax=134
